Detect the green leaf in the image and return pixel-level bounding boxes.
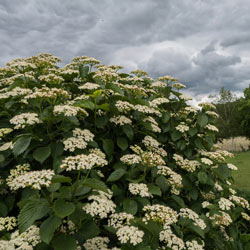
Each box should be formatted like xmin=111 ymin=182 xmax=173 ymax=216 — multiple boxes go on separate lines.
xmin=74 ymin=186 xmax=91 ymax=196
xmin=117 ymin=137 xmax=128 ymax=151
xmin=171 ymin=130 xmax=182 ymax=141
xmin=198 ymin=171 xmax=208 ymax=184
xmin=33 ymin=146 xmax=51 ymax=164
xmin=74 ymin=100 xmax=95 ymax=110
xmin=155 ymin=176 xmax=169 ymax=192
xmin=188 ymin=223 xmax=205 ymax=238
xmin=97 ymin=103 xmax=110 ymax=111
xmin=147 ymin=184 xmax=162 ymax=196
xmin=83 ymin=178 xmax=108 ymax=193
xmin=123 ymin=199 xmax=138 ymax=215
xmin=0 ymin=154 xmax=4 ymax=163
xmin=122 ymin=125 xmax=134 ymax=140
xmin=102 ymin=139 xmax=114 ymax=157
xmin=0 ymin=202 xmax=8 ymax=217
xmin=188 ymin=127 xmax=198 ymax=137
xmin=81 ymin=221 xmax=100 ymax=240
xmin=177 ymin=140 xmax=186 ymax=151
xmin=53 ymin=234 xmax=77 ymax=250
xmin=79 ymin=65 xmax=89 ymax=78
xmin=162 ymin=112 xmax=170 ymax=123
xmin=197 ymin=113 xmax=208 ymax=127
xmin=53 ymin=199 xmax=75 ymax=218
xmin=93 ymin=89 xmax=102 ymax=98
xmin=52 ymin=175 xmax=72 ymax=183
xmin=189 ymin=188 xmax=198 ymax=200
xmin=171 ymin=195 xmax=186 ymax=208
xmin=40 ymin=215 xmax=62 ymax=244
xmin=194 ymin=138 xmax=204 ymax=150
xmin=18 ymin=198 xmax=50 ymax=233
xmin=96 ymin=116 xmax=108 ymax=128
xmin=107 ymin=169 xmax=126 ymax=182
xmin=13 ymin=135 xmax=32 ymax=157
xmin=106 ymin=82 xmax=124 ymax=95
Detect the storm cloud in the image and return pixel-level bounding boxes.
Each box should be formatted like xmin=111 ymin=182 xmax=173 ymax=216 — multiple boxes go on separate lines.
xmin=1 ymin=0 xmax=250 ymax=101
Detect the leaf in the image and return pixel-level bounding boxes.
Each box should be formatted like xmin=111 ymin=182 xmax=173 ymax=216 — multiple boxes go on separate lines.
xmin=107 ymin=169 xmax=126 ymax=182
xmin=74 ymin=100 xmax=95 ymax=110
xmin=117 ymin=137 xmax=128 ymax=151
xmin=33 ymin=146 xmax=51 ymax=164
xmin=123 ymin=199 xmax=138 ymax=215
xmin=102 ymin=139 xmax=114 ymax=157
xmin=0 ymin=202 xmax=8 ymax=217
xmin=40 ymin=215 xmax=62 ymax=244
xmin=52 ymin=175 xmax=72 ymax=183
xmin=177 ymin=140 xmax=186 ymax=151
xmin=155 ymin=176 xmax=169 ymax=192
xmin=106 ymin=82 xmax=124 ymax=95
xmin=97 ymin=103 xmax=110 ymax=111
xmin=81 ymin=221 xmax=100 ymax=240
xmin=171 ymin=130 xmax=182 ymax=142
xmin=52 ymin=234 xmax=77 ymax=250
xmin=147 ymin=184 xmax=162 ymax=196
xmin=18 ymin=198 xmax=50 ymax=233
xmin=122 ymin=125 xmax=134 ymax=140
xmin=194 ymin=138 xmax=204 ymax=150
xmin=197 ymin=113 xmax=208 ymax=127
xmin=188 ymin=223 xmax=205 ymax=238
xmin=53 ymin=199 xmax=75 ymax=218
xmin=74 ymin=186 xmax=91 ymax=196
xmin=188 ymin=127 xmax=198 ymax=137
xmin=171 ymin=195 xmax=186 ymax=208
xmin=162 ymin=112 xmax=170 ymax=123
xmin=93 ymin=89 xmax=102 ymax=98
xmin=189 ymin=188 xmax=198 ymax=200
xmin=83 ymin=178 xmax=108 ymax=193
xmin=96 ymin=116 xmax=108 ymax=128
xmin=0 ymin=154 xmax=4 ymax=163
xmin=79 ymin=65 xmax=89 ymax=78
xmin=13 ymin=135 xmax=32 ymax=157
xmin=198 ymin=171 xmax=208 ymax=184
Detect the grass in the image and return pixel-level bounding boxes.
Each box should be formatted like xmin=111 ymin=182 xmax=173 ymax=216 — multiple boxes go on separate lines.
xmin=226 ymin=151 xmax=250 ymax=191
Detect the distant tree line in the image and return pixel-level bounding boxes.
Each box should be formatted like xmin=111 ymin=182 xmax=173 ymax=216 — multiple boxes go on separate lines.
xmin=211 ymin=85 xmax=250 ymax=142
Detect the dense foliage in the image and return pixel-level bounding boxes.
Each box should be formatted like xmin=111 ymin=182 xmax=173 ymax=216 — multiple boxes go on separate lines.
xmin=0 ymin=54 xmax=250 ymax=250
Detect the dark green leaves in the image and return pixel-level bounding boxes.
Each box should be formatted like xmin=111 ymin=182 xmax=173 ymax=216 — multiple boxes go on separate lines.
xmin=79 ymin=65 xmax=89 ymax=78
xmin=53 ymin=234 xmax=77 ymax=250
xmin=198 ymin=171 xmax=208 ymax=184
xmin=33 ymin=146 xmax=51 ymax=164
xmin=83 ymin=178 xmax=108 ymax=193
xmin=40 ymin=215 xmax=62 ymax=244
xmin=13 ymin=135 xmax=32 ymax=157
xmin=197 ymin=113 xmax=208 ymax=127
xmin=53 ymin=199 xmax=75 ymax=218
xmin=122 ymin=125 xmax=134 ymax=140
xmin=18 ymin=198 xmax=50 ymax=233
xmin=171 ymin=130 xmax=182 ymax=141
xmin=148 ymin=184 xmax=161 ymax=196
xmin=117 ymin=137 xmax=128 ymax=151
xmin=123 ymin=199 xmax=138 ymax=215
xmin=107 ymin=169 xmax=126 ymax=182
xmin=102 ymin=139 xmax=114 ymax=157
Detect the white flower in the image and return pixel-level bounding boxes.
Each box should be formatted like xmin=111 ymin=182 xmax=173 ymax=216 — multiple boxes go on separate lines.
xmin=108 ymin=213 xmax=134 ymax=229
xmin=115 ymin=100 xmax=134 ymax=113
xmin=229 ymin=195 xmax=250 ymax=210
xmin=120 ymin=154 xmax=142 ymax=165
xmin=205 ymin=124 xmax=219 ymax=132
xmin=176 ymin=123 xmax=189 ymax=133
xmin=218 ymin=198 xmax=235 ymax=211
xmin=10 ymin=113 xmax=42 ymax=129
xmin=199 ymin=102 xmax=216 ymax=110
xmin=0 ymin=142 xmax=13 ymax=151
xmin=83 ymin=237 xmax=110 ymax=250
xmin=201 ymin=157 xmax=213 ymax=166
xmin=53 ymin=105 xmax=88 ymax=117
xmin=79 ymin=82 xmax=100 ymax=90
xmin=172 ymin=82 xmax=186 ymax=89
xmin=149 ymin=97 xmax=169 ymax=108
xmin=186 ymin=240 xmax=205 ymax=250
xmin=116 ymin=225 xmax=144 ymax=246
xmin=83 ymin=190 xmax=116 ymax=218
xmin=207 ymin=211 xmax=232 ymax=227
xmin=0 ymin=217 xmax=17 ymax=231
xmin=109 ymin=115 xmax=132 ymax=126
xmin=227 ymin=163 xmax=238 ymax=170
xmin=128 ymin=183 xmax=152 ymax=198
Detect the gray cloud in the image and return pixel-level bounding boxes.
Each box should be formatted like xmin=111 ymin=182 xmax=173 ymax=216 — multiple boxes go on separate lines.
xmin=1 ymin=0 xmax=250 ymax=99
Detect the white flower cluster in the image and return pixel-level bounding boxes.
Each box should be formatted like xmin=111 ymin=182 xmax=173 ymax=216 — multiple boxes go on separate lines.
xmin=186 ymin=240 xmax=205 ymax=250
xmin=149 ymin=97 xmax=169 ymax=108
xmin=142 ymin=136 xmax=167 ymax=157
xmin=94 ymin=67 xmax=120 ymax=83
xmin=128 ymin=183 xmax=152 ymax=198
xmin=227 ymin=163 xmax=238 ymax=170
xmin=207 ymin=211 xmax=232 ymax=227
xmin=115 ymin=100 xmax=134 ymax=113
xmin=108 ymin=212 xmax=134 ymax=229
xmin=0 ymin=141 xmax=13 ymax=151
xmin=202 ymin=201 xmax=211 ymax=208
xmin=0 ymin=225 xmax=41 ymax=250
xmin=172 ymin=82 xmax=186 ymax=89
xmin=83 ymin=237 xmax=110 ymax=250
xmin=10 ymin=112 xmax=42 ymax=129
xmin=158 ymin=75 xmax=178 ymax=82
xmin=218 ymin=198 xmax=235 ymax=211
xmin=0 ymin=128 xmax=13 ymax=137
xmin=61 ymin=151 xmax=108 ymax=171
xmin=151 ymin=81 xmax=166 ymax=88
xmin=143 ymin=204 xmax=178 ymax=226
xmin=159 ymin=225 xmax=185 ymax=249
xmin=157 ymin=165 xmax=183 ymax=195
xmin=38 ymin=73 xmax=64 ymax=84
xmin=143 ymin=116 xmax=161 ymax=133
xmin=179 ymin=208 xmax=206 ymax=230
xmin=59 ymin=220 xmax=77 ymax=235
xmin=134 ymin=104 xmax=161 ymax=117
xmin=116 ymin=225 xmax=144 ymax=246
xmin=123 ymin=84 xmax=148 ymax=96
xmin=0 ymin=217 xmax=17 ymax=231
xmin=83 ymin=190 xmax=116 ymax=218
xmin=173 ymin=154 xmax=200 ymax=172
xmin=206 ymin=111 xmax=219 ymax=118
xmin=0 ymin=87 xmax=33 ymax=100
xmin=179 ymin=94 xmax=192 ymax=100
xmin=198 ymin=102 xmax=216 ymax=110
xmin=201 ymin=157 xmax=213 ymax=166
xmin=185 ymin=106 xmax=198 ymax=113
xmin=205 ymin=124 xmax=219 ymax=132
xmin=63 ymin=128 xmax=94 ymax=152
xmin=241 ymin=212 xmax=250 ymax=221
xmin=79 ymin=82 xmax=100 ymax=90
xmin=120 ymin=154 xmax=142 ymax=165
xmin=7 ymin=169 xmax=54 ymax=191
xmin=214 ymin=182 xmax=223 ymax=191
xmin=53 ymin=104 xmax=88 ymax=117
xmin=109 ymin=115 xmax=132 ymax=126
xmin=199 ymin=150 xmax=226 ymax=162
xmin=176 ymin=122 xmax=189 ymax=133
xmin=229 ymin=195 xmax=250 ymax=210
xmin=25 ymin=86 xmax=71 ymax=100
xmin=201 ymin=191 xmax=215 ymax=200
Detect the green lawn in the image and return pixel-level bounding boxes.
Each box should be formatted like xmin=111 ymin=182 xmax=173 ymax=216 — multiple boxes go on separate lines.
xmin=226 ymin=151 xmax=250 ymax=190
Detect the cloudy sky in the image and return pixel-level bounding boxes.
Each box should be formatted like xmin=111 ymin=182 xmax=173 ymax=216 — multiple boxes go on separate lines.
xmin=1 ymin=0 xmax=250 ymax=103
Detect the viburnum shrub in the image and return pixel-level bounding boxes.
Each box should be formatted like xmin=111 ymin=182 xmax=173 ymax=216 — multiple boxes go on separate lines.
xmin=0 ymin=53 xmax=250 ymax=250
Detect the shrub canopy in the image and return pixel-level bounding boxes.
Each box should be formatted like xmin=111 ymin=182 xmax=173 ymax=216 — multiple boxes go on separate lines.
xmin=0 ymin=54 xmax=250 ymax=250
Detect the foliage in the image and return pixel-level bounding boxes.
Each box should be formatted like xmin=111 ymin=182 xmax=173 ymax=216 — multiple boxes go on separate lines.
xmin=0 ymin=54 xmax=250 ymax=249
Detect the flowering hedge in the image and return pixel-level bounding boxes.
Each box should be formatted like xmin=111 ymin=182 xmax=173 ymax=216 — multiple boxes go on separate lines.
xmin=0 ymin=53 xmax=250 ymax=249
